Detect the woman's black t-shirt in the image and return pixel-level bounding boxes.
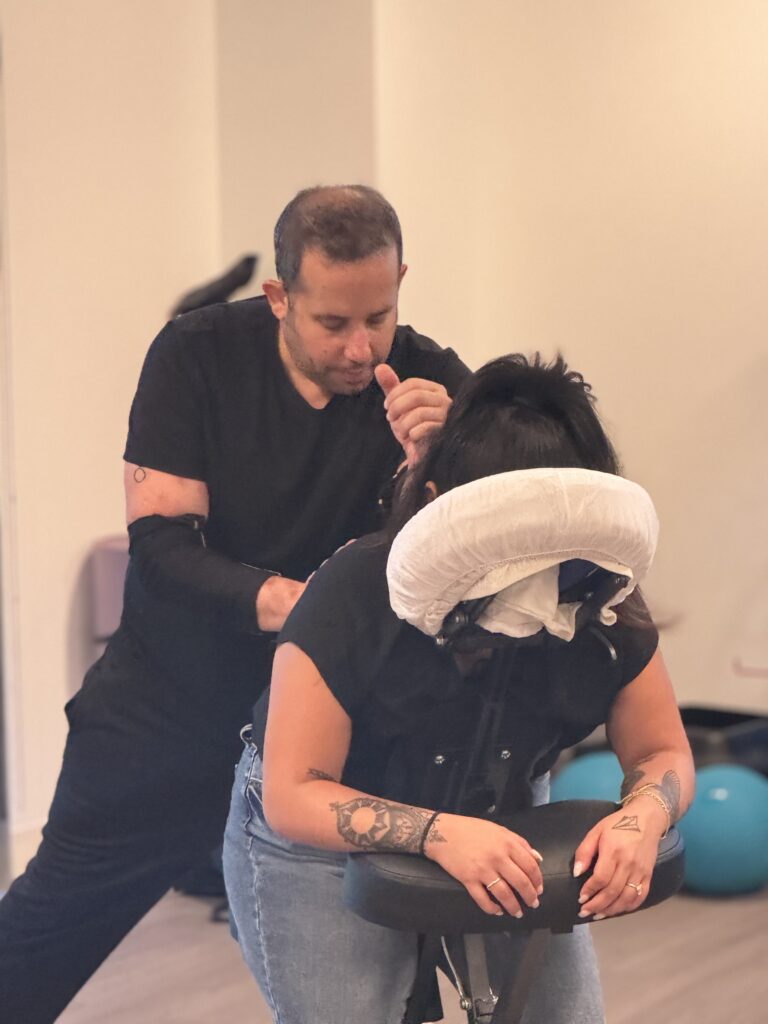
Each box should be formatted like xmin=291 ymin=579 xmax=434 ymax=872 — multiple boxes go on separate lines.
xmin=253 ymin=534 xmax=659 ymax=813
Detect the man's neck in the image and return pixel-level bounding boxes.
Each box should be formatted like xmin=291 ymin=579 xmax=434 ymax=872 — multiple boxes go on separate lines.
xmin=278 ymin=333 xmax=332 ymax=410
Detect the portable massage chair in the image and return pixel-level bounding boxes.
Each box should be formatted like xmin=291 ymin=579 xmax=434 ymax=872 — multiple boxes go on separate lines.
xmin=343 ymin=469 xmax=686 ymax=1024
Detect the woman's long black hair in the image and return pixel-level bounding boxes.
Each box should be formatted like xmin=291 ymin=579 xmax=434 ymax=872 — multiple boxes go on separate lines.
xmin=387 ymin=353 xmax=653 ymax=629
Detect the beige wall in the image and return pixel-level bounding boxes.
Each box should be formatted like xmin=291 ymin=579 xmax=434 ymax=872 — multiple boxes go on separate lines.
xmin=215 ymin=0 xmax=375 ymax=278
xmin=0 ymin=0 xmax=377 ymax=874
xmin=375 ymin=0 xmax=768 ymax=713
xmin=0 ymin=0 xmax=221 ymax=872
xmin=2 ymin=0 xmax=767 ymax=876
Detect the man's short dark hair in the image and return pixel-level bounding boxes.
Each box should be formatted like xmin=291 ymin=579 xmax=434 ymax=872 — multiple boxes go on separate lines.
xmin=274 ymin=185 xmax=403 ymax=290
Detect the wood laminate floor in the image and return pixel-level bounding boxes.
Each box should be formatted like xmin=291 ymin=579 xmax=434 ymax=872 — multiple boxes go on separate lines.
xmin=54 ymin=888 xmax=767 ymax=1024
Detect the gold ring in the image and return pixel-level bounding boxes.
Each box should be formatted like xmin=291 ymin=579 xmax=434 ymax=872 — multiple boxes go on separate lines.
xmin=626 ymin=881 xmax=643 ymax=896
xmin=485 ymin=877 xmax=503 ymax=891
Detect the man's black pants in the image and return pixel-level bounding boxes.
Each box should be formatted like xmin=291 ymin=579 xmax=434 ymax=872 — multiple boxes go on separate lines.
xmin=0 ymin=695 xmax=246 ymax=1023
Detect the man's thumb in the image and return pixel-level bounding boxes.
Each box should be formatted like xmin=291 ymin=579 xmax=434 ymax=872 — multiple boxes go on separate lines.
xmin=374 ymin=363 xmax=400 ymax=398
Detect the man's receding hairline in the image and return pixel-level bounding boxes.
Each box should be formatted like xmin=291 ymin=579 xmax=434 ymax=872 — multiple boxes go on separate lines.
xmin=288 ymin=243 xmax=402 ymax=294
xmin=297 ymin=184 xmax=372 ymax=210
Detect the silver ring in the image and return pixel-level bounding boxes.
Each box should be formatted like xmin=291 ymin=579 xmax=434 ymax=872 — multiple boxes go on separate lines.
xmin=626 ymin=881 xmax=643 ymax=896
xmin=485 ymin=877 xmax=503 ymax=891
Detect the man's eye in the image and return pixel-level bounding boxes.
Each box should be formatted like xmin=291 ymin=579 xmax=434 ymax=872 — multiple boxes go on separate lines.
xmin=367 ymin=316 xmax=387 ymax=328
xmin=321 ymin=320 xmax=346 ymax=332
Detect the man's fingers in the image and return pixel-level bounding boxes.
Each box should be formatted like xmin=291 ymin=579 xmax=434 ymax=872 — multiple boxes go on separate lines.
xmin=256 ymin=577 xmax=306 ymax=632
xmin=391 ymin=406 xmax=446 ymax=441
xmin=379 ymin=375 xmax=451 ymax=464
xmin=374 ymin=363 xmax=401 ymax=397
xmin=385 ymin=384 xmax=448 ymax=419
xmin=408 ymin=421 xmax=443 ymax=446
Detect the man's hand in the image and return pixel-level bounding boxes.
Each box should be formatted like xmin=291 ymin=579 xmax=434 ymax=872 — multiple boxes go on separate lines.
xmin=256 ymin=577 xmax=307 ymax=632
xmin=375 ymin=365 xmax=451 ymax=465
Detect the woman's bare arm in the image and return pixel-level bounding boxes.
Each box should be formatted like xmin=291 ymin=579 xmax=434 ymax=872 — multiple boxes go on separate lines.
xmin=262 ymin=642 xmax=544 ymax=917
xmin=574 ymin=648 xmax=695 ymax=918
xmin=607 ymin=648 xmax=695 ymax=825
xmin=262 ymin=642 xmax=444 ymax=853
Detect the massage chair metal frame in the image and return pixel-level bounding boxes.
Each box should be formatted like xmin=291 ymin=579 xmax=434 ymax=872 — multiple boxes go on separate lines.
xmin=344 ymin=565 xmax=686 ymax=1024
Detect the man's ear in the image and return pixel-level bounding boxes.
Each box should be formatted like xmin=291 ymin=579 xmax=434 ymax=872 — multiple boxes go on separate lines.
xmin=398 ymin=263 xmax=408 ymax=287
xmin=263 ymin=278 xmax=288 ymax=320
xmin=424 ymin=480 xmax=438 ymax=502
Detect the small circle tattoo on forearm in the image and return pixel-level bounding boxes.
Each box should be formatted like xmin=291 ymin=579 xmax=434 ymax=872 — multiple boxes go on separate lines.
xmin=133 ymin=467 xmax=147 ymax=483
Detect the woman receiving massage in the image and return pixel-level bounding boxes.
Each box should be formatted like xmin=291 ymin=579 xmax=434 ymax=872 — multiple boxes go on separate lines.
xmin=223 ymin=354 xmax=695 ymax=1024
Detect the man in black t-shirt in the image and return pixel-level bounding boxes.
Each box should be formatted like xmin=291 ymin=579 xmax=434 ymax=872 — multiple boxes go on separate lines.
xmin=0 ymin=185 xmax=470 ymax=1023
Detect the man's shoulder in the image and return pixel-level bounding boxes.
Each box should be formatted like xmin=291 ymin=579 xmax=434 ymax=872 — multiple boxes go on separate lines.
xmin=170 ymin=295 xmax=275 ymax=342
xmin=145 ymin=297 xmax=277 ymax=378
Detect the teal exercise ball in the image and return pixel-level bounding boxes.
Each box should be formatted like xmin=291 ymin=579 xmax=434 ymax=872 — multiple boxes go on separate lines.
xmin=551 ymin=751 xmax=624 ymax=802
xmin=679 ymin=764 xmax=768 ymax=895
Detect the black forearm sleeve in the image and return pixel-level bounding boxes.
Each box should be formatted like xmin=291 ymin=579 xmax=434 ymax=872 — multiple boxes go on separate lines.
xmin=127 ymin=513 xmax=276 ymax=635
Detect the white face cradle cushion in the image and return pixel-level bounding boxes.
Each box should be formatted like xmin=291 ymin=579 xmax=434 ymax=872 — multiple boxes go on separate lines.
xmin=386 ymin=468 xmax=659 ymax=642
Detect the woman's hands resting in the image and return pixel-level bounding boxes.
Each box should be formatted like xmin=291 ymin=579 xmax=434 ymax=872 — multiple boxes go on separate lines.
xmin=424 ymin=793 xmax=667 ymax=922
xmin=424 ymin=813 xmax=544 ymax=918
xmin=572 ymin=796 xmax=669 ymax=919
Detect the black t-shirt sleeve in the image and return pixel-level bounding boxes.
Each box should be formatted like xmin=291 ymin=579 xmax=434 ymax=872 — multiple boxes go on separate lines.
xmin=277 ymin=539 xmax=399 ymax=718
xmin=618 ymin=623 xmax=660 ymax=688
xmin=550 ymin=621 xmax=660 ymax=756
xmin=124 ymin=319 xmax=208 ymax=481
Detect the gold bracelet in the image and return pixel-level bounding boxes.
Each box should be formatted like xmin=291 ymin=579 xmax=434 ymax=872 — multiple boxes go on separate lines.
xmin=621 ymin=786 xmax=671 ymax=838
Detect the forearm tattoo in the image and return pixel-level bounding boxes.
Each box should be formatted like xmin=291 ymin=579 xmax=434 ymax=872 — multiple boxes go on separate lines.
xmin=620 ymin=754 xmax=655 ymax=799
xmin=307 ymin=768 xmax=338 ymax=783
xmin=660 ymin=770 xmax=681 ymax=822
xmin=330 ymin=796 xmax=446 ymax=852
xmin=621 ymin=760 xmax=682 ymax=823
xmin=133 ymin=466 xmax=148 ymax=483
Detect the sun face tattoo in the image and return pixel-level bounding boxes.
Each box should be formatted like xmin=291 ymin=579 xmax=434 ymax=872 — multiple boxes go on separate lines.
xmin=330 ymin=797 xmax=445 ymax=852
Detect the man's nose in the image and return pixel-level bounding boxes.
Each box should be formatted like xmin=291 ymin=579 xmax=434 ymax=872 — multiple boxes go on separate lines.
xmin=343 ymin=326 xmax=374 ymax=364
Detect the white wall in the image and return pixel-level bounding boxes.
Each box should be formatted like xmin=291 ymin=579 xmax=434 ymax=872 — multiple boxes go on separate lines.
xmin=374 ymin=0 xmax=768 ymax=713
xmin=0 ymin=0 xmax=221 ymax=874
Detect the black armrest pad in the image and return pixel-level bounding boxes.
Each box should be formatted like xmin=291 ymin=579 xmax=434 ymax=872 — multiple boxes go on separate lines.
xmin=343 ymin=800 xmax=685 ymax=935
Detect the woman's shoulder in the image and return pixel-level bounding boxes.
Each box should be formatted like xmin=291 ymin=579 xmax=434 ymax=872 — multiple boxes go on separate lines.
xmin=606 ymin=620 xmax=660 ymax=687
xmin=302 ymin=533 xmax=391 ymax=609
xmin=278 ymin=534 xmax=402 ymax=715
xmin=280 ymin=528 xmax=397 ymax=647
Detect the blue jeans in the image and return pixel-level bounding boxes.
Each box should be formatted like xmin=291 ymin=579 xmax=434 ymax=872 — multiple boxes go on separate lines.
xmin=223 ymin=734 xmax=605 ymax=1024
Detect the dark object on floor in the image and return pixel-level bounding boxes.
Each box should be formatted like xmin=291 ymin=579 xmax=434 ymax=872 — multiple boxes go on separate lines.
xmin=680 ymin=706 xmax=768 ymax=776
xmin=171 ymin=254 xmax=259 ymax=316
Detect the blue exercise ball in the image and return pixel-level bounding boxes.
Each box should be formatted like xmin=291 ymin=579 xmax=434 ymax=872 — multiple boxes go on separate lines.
xmin=551 ymin=751 xmax=624 ymax=802
xmin=679 ymin=764 xmax=768 ymax=895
